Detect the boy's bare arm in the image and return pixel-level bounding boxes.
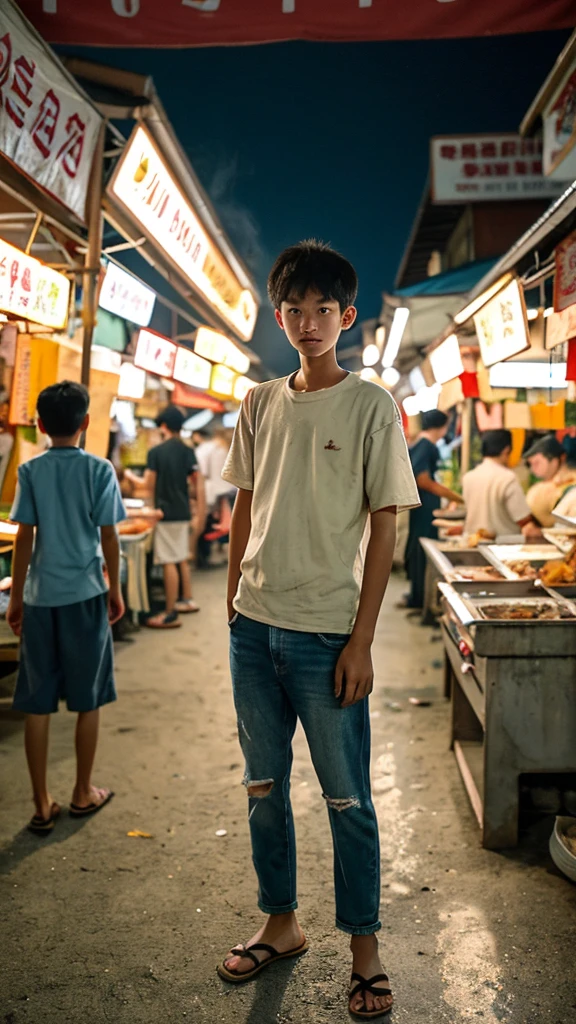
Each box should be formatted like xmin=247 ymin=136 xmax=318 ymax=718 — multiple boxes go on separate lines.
xmin=191 ymin=470 xmax=207 ymax=537
xmin=227 ymin=488 xmax=253 ymax=621
xmin=336 ymin=507 xmax=397 ymax=708
xmin=7 ymin=524 xmax=35 ymax=636
xmin=101 ymin=525 xmax=124 ymax=625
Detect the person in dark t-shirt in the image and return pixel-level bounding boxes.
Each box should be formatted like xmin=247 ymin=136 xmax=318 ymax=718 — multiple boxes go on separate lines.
xmin=405 ymin=410 xmax=463 ymax=611
xmin=144 ymin=406 xmax=206 ymax=628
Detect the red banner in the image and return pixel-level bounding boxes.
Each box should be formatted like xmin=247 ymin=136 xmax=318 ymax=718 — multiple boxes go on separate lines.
xmin=16 ymin=1 xmax=575 ymax=48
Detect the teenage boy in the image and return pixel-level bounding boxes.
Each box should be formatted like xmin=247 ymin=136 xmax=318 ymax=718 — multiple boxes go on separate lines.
xmin=144 ymin=406 xmax=206 ymax=628
xmin=8 ymin=381 xmax=126 ymax=834
xmin=217 ymin=240 xmax=420 ymax=1020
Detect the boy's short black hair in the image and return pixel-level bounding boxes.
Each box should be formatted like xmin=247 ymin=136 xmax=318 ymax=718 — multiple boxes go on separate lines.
xmin=482 ymin=429 xmax=512 ymax=458
xmin=267 ymin=239 xmax=358 ymax=312
xmin=37 ymin=381 xmax=89 ymax=438
xmin=421 ymin=410 xmax=448 ymax=431
xmin=156 ymin=406 xmax=185 ymax=433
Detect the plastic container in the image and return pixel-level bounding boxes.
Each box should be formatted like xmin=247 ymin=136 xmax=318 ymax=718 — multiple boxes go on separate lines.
xmin=549 ymin=816 xmax=576 ymax=883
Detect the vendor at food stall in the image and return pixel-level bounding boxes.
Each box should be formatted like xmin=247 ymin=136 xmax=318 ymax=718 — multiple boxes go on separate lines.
xmin=525 ymin=436 xmax=576 ymax=527
xmin=462 ymin=430 xmax=542 ymax=540
xmin=404 ymin=410 xmax=464 ymax=610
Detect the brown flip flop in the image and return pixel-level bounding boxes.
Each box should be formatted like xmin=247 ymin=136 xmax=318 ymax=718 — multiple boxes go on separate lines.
xmin=217 ymin=937 xmax=309 ymax=983
xmin=28 ymin=802 xmax=61 ymax=835
xmin=69 ymin=790 xmax=114 ymax=818
xmin=348 ymin=972 xmax=393 ymax=1019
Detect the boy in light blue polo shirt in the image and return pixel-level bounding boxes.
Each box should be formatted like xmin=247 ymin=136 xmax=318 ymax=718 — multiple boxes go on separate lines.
xmin=7 ymin=381 xmax=126 ymax=834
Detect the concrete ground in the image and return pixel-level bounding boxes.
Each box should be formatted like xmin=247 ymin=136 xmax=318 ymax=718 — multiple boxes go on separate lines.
xmin=1 ymin=570 xmax=575 ymax=1024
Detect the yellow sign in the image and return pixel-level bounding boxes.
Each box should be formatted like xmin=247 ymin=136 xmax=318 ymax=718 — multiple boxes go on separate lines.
xmin=210 ymin=363 xmax=236 ymax=398
xmin=194 ymin=326 xmax=250 ymax=375
xmin=173 ymin=347 xmax=212 ymax=390
xmin=473 ymin=279 xmax=530 ymax=368
xmin=0 ymin=238 xmax=70 ymax=329
xmin=108 ymin=125 xmax=258 ymax=342
xmin=233 ymin=375 xmax=256 ymax=402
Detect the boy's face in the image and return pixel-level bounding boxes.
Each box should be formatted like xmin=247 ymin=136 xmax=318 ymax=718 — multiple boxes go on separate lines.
xmin=275 ymin=289 xmax=357 ymax=360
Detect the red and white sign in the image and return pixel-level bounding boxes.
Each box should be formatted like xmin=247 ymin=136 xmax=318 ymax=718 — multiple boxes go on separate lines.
xmin=15 ymin=1 xmax=574 ymax=48
xmin=554 ymin=230 xmax=576 ymax=314
xmin=0 ymin=2 xmax=102 ymax=221
xmin=134 ymin=328 xmax=176 ymax=377
xmin=0 ymin=236 xmax=70 ymax=328
xmin=99 ymin=263 xmax=156 ymax=326
xmin=431 ymin=134 xmax=563 ymax=205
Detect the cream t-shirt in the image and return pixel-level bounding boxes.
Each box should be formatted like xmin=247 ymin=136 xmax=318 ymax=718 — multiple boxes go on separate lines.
xmin=463 ymin=458 xmax=530 ymax=538
xmin=222 ymin=372 xmax=420 ymax=633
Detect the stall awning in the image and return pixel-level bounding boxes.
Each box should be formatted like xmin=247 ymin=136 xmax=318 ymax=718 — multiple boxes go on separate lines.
xmin=396 ymin=259 xmax=498 ymax=298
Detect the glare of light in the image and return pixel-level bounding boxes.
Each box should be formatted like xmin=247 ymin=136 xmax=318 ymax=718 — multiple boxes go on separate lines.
xmin=183 ymin=409 xmax=214 ymax=431
xmin=489 ymin=361 xmax=567 ymax=389
xmin=419 ymin=383 xmax=442 ymax=412
xmin=453 ymin=273 xmax=514 ymax=325
xmin=403 ymin=395 xmax=420 ymax=417
xmin=160 ymin=377 xmax=175 ymax=391
xmin=375 ymin=325 xmax=386 ymax=347
xmin=360 ymin=367 xmax=379 ymax=382
xmin=544 ymin=307 xmax=554 ymax=318
xmin=526 ymin=308 xmax=539 ymax=321
xmin=382 ymin=307 xmax=410 ymax=367
xmin=381 ymin=366 xmax=400 ymax=388
xmin=409 ymin=366 xmax=426 ymax=392
xmin=118 ymin=362 xmax=146 ymax=400
xmin=362 ymin=343 xmax=380 ymax=367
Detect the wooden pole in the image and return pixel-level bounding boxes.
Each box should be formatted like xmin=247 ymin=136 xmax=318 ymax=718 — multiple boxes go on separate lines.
xmin=461 ymin=397 xmax=473 ymax=475
xmin=81 ymin=122 xmax=106 ymax=390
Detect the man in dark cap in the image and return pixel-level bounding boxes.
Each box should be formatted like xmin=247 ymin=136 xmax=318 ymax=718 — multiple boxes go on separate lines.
xmin=144 ymin=406 xmax=206 ymax=628
xmin=526 ymin=435 xmax=576 ymax=527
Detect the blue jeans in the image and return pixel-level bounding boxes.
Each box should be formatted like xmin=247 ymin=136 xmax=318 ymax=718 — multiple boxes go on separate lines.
xmin=229 ymin=612 xmax=381 ymax=936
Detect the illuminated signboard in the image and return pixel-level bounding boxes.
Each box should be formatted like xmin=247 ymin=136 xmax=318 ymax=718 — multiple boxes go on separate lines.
xmin=108 ymin=125 xmax=258 ymax=341
xmin=99 ymin=263 xmax=156 ymax=327
xmin=118 ymin=362 xmax=146 ymax=400
xmin=233 ymin=376 xmax=257 ymax=402
xmin=134 ymin=328 xmax=177 ymax=377
xmin=194 ymin=326 xmax=250 ymax=375
xmin=0 ymin=238 xmax=70 ymax=329
xmin=473 ymin=279 xmax=530 ymax=368
xmin=429 ymin=334 xmax=464 ymax=385
xmin=173 ymin=347 xmax=212 ymax=390
xmin=210 ymin=363 xmax=236 ymax=398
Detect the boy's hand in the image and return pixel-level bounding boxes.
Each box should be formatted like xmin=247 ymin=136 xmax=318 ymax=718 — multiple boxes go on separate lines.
xmin=7 ymin=598 xmax=23 ymax=637
xmin=335 ymin=639 xmax=374 ymax=707
xmin=227 ymin=599 xmax=235 ymax=624
xmin=108 ymin=587 xmax=125 ymax=625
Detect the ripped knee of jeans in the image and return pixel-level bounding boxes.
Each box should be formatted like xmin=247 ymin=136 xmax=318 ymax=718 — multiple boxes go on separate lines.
xmin=323 ymin=793 xmax=361 ymax=811
xmin=244 ymin=777 xmax=274 ymax=799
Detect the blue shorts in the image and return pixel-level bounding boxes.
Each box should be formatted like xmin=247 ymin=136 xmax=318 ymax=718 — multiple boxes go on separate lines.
xmin=13 ymin=594 xmax=116 ymax=715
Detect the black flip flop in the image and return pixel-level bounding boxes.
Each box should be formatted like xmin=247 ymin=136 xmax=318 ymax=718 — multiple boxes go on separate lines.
xmin=28 ymin=802 xmax=61 ymax=835
xmin=217 ymin=938 xmax=309 ymax=983
xmin=349 ymin=972 xmax=393 ymax=1020
xmin=69 ymin=791 xmax=115 ymax=819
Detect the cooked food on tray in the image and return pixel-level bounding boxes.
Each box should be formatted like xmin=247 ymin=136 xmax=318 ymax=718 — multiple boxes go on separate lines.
xmin=477 ymin=602 xmax=570 ymax=621
xmin=448 ymin=565 xmax=504 ymax=582
xmin=505 ymin=559 xmax=538 ymax=579
xmin=467 ymin=529 xmax=496 ymax=548
xmin=538 ymin=541 xmax=576 ymax=586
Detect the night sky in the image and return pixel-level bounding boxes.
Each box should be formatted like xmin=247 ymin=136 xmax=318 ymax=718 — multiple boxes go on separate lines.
xmin=60 ymin=31 xmax=570 ymax=375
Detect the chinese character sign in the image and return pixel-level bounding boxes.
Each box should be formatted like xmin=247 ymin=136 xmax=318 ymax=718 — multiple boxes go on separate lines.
xmin=98 ymin=263 xmax=156 ymax=326
xmin=430 ymin=135 xmax=566 ymax=204
xmin=134 ymin=328 xmax=177 ymax=377
xmin=0 ymin=237 xmax=70 ymax=328
xmin=108 ymin=125 xmax=258 ymax=341
xmin=553 ymin=230 xmax=576 ymax=315
xmin=0 ymin=3 xmax=102 ymax=221
xmin=543 ymin=63 xmax=576 ymax=177
xmin=16 ymin=0 xmax=575 ymax=47
xmin=473 ymin=279 xmax=530 ymax=368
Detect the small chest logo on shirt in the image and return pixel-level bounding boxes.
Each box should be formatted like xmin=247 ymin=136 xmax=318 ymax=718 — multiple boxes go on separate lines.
xmin=324 ymin=439 xmax=341 ymax=451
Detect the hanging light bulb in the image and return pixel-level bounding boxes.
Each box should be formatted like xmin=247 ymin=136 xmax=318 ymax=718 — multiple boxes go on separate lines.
xmin=381 ymin=366 xmax=400 ymax=388
xmin=362 ymin=343 xmax=380 ymax=367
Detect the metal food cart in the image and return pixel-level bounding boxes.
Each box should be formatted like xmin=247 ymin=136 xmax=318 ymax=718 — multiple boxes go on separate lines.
xmin=439 ymin=578 xmax=576 ymax=849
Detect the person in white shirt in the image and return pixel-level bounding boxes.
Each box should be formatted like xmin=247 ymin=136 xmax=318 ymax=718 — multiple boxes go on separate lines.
xmin=463 ymin=429 xmax=542 ymax=540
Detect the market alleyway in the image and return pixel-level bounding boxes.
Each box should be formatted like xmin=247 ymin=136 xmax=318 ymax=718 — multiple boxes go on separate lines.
xmin=1 ymin=572 xmax=574 ymax=1024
